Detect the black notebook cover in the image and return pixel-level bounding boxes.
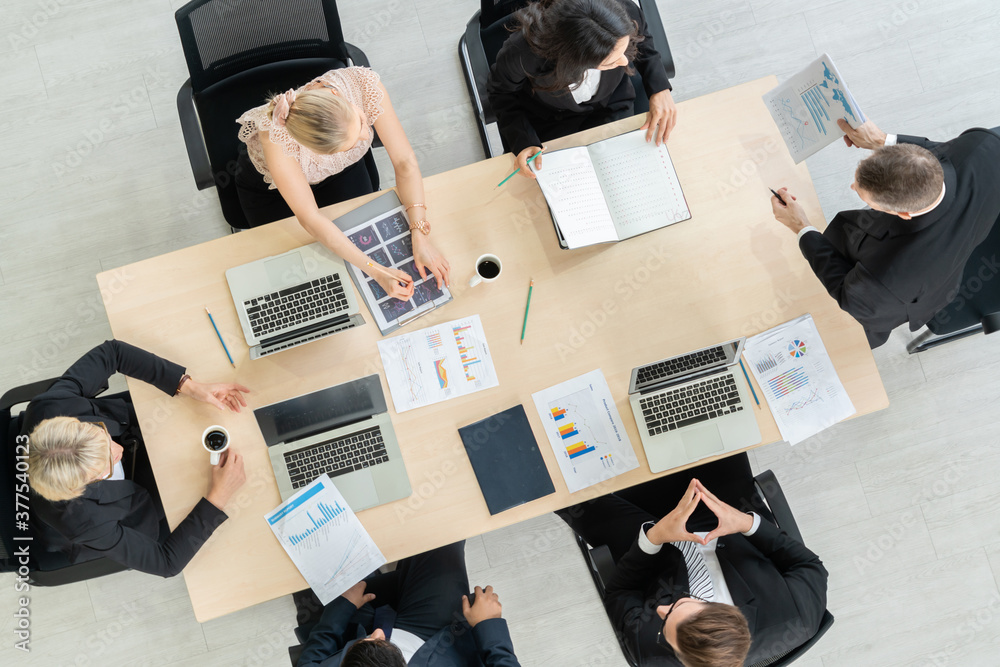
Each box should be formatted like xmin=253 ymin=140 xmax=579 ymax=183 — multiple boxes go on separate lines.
xmin=458 ymin=405 xmax=555 ymax=515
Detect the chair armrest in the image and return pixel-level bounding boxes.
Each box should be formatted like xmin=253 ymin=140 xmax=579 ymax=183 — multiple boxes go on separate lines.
xmin=462 ymin=12 xmax=493 ymax=124
xmin=983 ymin=312 xmax=1000 ymax=335
xmin=753 ymin=469 xmax=804 ymax=545
xmin=176 ymin=80 xmax=214 ymax=190
xmin=0 ymin=379 xmax=58 ymax=413
xmin=344 ymin=43 xmax=370 ymax=68
xmin=639 ymin=0 xmax=676 ymax=80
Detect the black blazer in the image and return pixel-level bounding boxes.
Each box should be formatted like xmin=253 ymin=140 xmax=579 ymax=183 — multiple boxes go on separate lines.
xmin=487 ymin=0 xmax=672 ymax=155
xmin=26 ymin=340 xmax=229 ymax=578
xmin=605 ymin=520 xmax=828 ymax=665
xmin=297 ymin=597 xmax=522 ymax=667
xmin=799 ymin=128 xmax=1000 ymax=347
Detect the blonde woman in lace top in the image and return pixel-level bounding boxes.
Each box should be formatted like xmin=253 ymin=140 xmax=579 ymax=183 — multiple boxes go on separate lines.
xmin=236 ymin=67 xmax=449 ymax=300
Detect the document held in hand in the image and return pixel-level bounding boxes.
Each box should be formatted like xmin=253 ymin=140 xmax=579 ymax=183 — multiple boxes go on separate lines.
xmin=763 ymin=53 xmax=866 ymax=163
xmin=531 ymin=129 xmax=691 ymax=249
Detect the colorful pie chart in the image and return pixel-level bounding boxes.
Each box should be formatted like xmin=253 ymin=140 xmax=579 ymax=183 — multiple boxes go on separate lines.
xmin=788 ymin=340 xmax=807 ymax=358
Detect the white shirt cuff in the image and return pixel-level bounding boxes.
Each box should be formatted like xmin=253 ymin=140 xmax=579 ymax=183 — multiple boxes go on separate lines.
xmin=884 ymin=134 xmax=897 ymax=146
xmin=742 ymin=512 xmax=761 ymax=536
xmin=638 ymin=522 xmax=662 ymax=554
xmin=797 ymin=226 xmax=820 ymax=241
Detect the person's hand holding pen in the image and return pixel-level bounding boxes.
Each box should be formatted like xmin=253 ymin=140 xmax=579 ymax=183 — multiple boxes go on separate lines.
xmin=770 ymin=187 xmax=809 ymax=234
xmin=366 ymin=261 xmax=414 ymax=300
xmin=514 ymin=146 xmax=544 ymax=179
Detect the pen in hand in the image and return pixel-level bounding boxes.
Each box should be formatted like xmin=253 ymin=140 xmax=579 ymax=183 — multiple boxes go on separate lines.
xmin=769 ymin=188 xmax=786 ymax=206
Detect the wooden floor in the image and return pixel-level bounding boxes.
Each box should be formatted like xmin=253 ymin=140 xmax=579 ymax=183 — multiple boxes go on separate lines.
xmin=2 ymin=0 xmax=999 ymax=665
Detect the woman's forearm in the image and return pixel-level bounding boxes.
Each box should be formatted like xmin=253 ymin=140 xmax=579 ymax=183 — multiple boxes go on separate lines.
xmin=393 ymin=159 xmax=428 ymax=222
xmin=298 ymin=211 xmax=381 ymax=278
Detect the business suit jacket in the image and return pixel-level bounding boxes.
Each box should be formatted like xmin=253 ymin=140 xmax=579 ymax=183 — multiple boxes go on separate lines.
xmin=487 ymin=0 xmax=671 ymax=155
xmin=26 ymin=340 xmax=229 ymax=578
xmin=605 ymin=520 xmax=828 ymax=665
xmin=297 ymin=598 xmax=522 ymax=667
xmin=799 ymin=128 xmax=1000 ymax=347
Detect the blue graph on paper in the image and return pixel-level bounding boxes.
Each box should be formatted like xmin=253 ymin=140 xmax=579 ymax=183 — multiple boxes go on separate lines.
xmin=287 ymin=501 xmax=346 ymax=545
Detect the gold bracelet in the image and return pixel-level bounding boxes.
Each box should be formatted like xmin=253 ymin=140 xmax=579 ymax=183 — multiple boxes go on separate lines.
xmin=405 ymin=203 xmax=426 ymax=212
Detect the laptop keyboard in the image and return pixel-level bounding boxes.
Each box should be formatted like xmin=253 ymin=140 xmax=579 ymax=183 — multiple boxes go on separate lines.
xmin=284 ymin=426 xmax=389 ymax=490
xmin=244 ymin=274 xmax=349 ymax=338
xmin=636 ymin=345 xmax=728 ymax=388
xmin=639 ymin=374 xmax=743 ymax=437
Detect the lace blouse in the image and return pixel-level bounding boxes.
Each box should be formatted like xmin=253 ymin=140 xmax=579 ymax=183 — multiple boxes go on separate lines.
xmin=236 ymin=67 xmax=385 ymax=189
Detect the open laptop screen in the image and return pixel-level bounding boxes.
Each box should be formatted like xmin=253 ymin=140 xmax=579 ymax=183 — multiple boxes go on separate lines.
xmin=254 ymin=375 xmax=387 ymax=447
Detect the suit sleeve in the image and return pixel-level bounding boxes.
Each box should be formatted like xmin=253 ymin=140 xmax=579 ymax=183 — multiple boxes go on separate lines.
xmin=77 ymin=496 xmax=228 ymax=578
xmin=798 ymin=227 xmax=904 ymax=328
xmin=625 ymin=0 xmax=671 ymax=96
xmin=745 ymin=521 xmax=828 ymax=635
xmin=896 ymin=134 xmax=941 ymax=151
xmin=49 ymin=339 xmax=185 ymax=399
xmin=471 ymin=618 xmax=522 ymax=667
xmin=487 ymin=35 xmax=544 ymax=156
xmin=297 ymin=597 xmax=360 ymax=666
xmin=604 ymin=538 xmax=681 ymax=657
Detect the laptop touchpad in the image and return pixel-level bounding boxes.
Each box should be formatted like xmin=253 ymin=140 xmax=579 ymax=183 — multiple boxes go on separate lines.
xmin=683 ymin=424 xmax=725 ymax=460
xmin=265 ymin=253 xmax=307 ymax=288
xmin=333 ymin=470 xmax=379 ymax=512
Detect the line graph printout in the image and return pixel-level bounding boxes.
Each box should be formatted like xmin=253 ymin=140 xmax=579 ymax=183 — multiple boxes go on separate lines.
xmin=377 ymin=315 xmax=498 ymax=413
xmin=266 ymin=474 xmax=385 ymax=605
xmin=763 ymin=53 xmax=866 ymax=163
xmin=532 ymin=369 xmax=638 ymax=492
xmin=744 ymin=314 xmax=855 ymax=445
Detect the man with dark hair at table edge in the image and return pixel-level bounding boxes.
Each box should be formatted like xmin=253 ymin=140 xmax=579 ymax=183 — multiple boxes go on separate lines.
xmin=771 ymin=118 xmax=1000 ymax=348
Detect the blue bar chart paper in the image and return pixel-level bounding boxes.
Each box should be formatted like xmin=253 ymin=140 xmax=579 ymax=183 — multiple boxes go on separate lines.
xmin=763 ymin=53 xmax=866 ymax=163
xmin=266 ymin=474 xmax=385 ymax=604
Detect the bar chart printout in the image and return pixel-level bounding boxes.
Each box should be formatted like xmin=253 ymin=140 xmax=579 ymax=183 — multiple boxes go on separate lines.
xmin=266 ymin=474 xmax=386 ymax=604
xmin=532 ymin=369 xmax=638 ymax=492
xmin=378 ymin=315 xmax=499 ymax=413
xmin=744 ymin=314 xmax=855 ymax=445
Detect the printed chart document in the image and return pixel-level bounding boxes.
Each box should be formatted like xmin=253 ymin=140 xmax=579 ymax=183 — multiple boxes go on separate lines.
xmin=378 ymin=315 xmax=499 ymax=413
xmin=763 ymin=53 xmax=866 ymax=163
xmin=744 ymin=314 xmax=856 ymax=445
xmin=265 ymin=474 xmax=385 ymax=605
xmin=531 ymin=129 xmax=690 ymax=249
xmin=531 ymin=369 xmax=639 ymax=493
xmin=343 ymin=205 xmax=452 ymax=334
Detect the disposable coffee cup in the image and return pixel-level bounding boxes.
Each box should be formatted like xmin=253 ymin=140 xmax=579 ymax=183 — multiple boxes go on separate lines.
xmin=468 ymin=254 xmax=503 ymax=287
xmin=202 ymin=425 xmax=230 ymax=465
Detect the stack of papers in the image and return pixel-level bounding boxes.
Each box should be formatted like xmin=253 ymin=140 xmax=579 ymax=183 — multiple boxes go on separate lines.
xmin=743 ymin=314 xmax=855 ymax=445
xmin=266 ymin=475 xmax=385 ymax=604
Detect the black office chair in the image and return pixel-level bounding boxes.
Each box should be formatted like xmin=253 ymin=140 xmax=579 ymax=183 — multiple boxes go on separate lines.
xmin=0 ymin=379 xmax=129 ymax=586
xmin=458 ymin=0 xmax=676 ymax=158
xmin=572 ymin=465 xmax=834 ymax=667
xmin=908 ymin=211 xmax=1000 ymax=353
xmin=174 ymin=0 xmax=381 ymax=231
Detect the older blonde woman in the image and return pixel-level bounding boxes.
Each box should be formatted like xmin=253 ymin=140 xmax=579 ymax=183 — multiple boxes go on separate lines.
xmin=25 ymin=340 xmax=248 ymax=577
xmin=236 ymin=66 xmax=450 ymax=301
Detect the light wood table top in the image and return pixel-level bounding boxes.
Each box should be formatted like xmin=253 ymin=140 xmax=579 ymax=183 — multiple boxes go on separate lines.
xmin=97 ymin=76 xmax=887 ymax=621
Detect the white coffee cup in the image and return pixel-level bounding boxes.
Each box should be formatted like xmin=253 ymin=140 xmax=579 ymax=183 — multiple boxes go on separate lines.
xmin=468 ymin=254 xmax=503 ymax=287
xmin=202 ymin=425 xmax=230 ymax=465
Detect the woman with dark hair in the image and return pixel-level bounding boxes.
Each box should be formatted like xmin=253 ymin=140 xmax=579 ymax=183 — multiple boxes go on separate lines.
xmin=487 ymin=0 xmax=676 ymax=179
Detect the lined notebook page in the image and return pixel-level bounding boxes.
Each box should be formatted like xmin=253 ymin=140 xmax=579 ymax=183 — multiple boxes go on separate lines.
xmin=532 ymin=147 xmax=618 ymax=249
xmin=589 ymin=130 xmax=690 ymax=239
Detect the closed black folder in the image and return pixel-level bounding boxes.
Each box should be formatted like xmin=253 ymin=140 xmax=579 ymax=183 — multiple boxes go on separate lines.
xmin=458 ymin=405 xmax=555 ymax=515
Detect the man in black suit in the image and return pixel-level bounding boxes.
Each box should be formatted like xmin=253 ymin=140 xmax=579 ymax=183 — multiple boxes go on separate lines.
xmin=26 ymin=339 xmax=250 ymax=577
xmin=772 ymin=119 xmax=1000 ymax=347
xmin=296 ymin=541 xmax=521 ymax=667
xmin=557 ymin=456 xmax=828 ymax=666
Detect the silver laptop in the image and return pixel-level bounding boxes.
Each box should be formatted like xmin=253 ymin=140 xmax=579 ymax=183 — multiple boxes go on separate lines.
xmin=256 ymin=375 xmax=411 ymax=510
xmin=226 ymin=243 xmax=365 ymax=360
xmin=628 ymin=338 xmax=761 ymax=473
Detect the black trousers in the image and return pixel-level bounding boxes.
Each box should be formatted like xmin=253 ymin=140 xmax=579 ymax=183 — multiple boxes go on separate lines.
xmin=235 ymin=146 xmax=376 ymax=228
xmin=557 ymin=454 xmax=773 ymax=563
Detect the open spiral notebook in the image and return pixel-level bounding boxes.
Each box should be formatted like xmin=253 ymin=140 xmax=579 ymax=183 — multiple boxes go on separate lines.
xmin=531 ymin=129 xmax=691 ymax=249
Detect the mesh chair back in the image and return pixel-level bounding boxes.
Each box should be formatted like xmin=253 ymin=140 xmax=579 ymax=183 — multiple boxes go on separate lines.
xmin=176 ymin=0 xmax=348 ymax=91
xmin=928 ymin=211 xmax=1000 ymax=335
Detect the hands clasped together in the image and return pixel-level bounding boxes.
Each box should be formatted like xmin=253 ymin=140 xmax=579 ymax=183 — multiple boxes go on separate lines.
xmin=644 ymin=478 xmax=754 ymax=547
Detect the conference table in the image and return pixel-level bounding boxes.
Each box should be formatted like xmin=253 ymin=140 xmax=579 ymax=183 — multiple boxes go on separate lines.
xmin=97 ymin=76 xmax=888 ymax=622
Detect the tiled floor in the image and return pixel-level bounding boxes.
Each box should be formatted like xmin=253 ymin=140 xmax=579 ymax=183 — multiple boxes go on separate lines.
xmin=1 ymin=0 xmax=999 ymax=665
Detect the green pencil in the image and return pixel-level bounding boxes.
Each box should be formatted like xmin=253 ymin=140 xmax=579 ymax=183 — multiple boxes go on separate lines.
xmin=496 ymin=150 xmax=544 ymax=189
xmin=520 ymin=279 xmax=534 ymax=345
